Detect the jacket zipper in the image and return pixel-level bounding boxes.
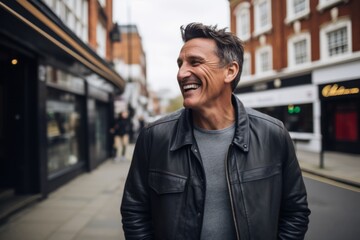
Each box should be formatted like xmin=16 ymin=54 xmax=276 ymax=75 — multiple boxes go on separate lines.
xmin=226 ymin=144 xmax=241 ymax=240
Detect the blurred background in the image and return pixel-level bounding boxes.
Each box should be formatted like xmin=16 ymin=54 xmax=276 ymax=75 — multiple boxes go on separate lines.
xmin=0 ymin=0 xmax=359 ymax=239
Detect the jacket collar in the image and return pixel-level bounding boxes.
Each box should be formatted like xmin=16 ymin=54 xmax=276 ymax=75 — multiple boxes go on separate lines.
xmin=170 ymin=94 xmax=250 ymax=152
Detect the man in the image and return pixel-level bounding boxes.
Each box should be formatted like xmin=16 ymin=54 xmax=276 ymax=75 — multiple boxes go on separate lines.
xmin=121 ymin=23 xmax=310 ymax=240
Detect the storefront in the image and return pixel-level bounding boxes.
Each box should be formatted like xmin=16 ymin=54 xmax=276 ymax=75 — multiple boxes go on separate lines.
xmin=0 ymin=0 xmax=124 ymax=220
xmin=236 ymin=74 xmax=320 ymax=152
xmin=319 ymin=79 xmax=360 ymax=154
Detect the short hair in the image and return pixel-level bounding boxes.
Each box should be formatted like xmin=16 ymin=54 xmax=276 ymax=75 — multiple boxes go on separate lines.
xmin=180 ymin=22 xmax=244 ymax=91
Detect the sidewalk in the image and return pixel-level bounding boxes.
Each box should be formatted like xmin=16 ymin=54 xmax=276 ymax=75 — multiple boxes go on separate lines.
xmin=297 ymin=150 xmax=360 ymax=188
xmin=0 ymin=145 xmax=134 ymax=240
xmin=0 ymin=145 xmax=359 ymax=240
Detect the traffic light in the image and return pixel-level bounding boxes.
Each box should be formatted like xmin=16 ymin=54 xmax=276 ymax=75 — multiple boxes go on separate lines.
xmin=288 ymin=105 xmax=301 ymax=114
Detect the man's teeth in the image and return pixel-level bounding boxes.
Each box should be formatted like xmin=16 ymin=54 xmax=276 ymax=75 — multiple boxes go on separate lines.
xmin=183 ymin=84 xmax=200 ymax=90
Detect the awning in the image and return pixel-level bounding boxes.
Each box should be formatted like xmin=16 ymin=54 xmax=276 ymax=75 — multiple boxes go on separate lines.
xmin=0 ymin=0 xmax=125 ymax=92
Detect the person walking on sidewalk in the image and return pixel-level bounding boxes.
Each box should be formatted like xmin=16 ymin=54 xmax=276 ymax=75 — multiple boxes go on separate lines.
xmin=111 ymin=111 xmax=131 ymax=161
xmin=121 ymin=22 xmax=310 ymax=239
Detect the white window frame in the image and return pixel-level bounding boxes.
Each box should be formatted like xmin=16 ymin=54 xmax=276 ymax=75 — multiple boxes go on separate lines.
xmin=320 ymin=18 xmax=352 ymax=60
xmin=98 ymin=0 xmax=106 ymax=8
xmin=45 ymin=0 xmax=89 ymax=43
xmin=255 ymin=45 xmax=272 ymax=74
xmin=287 ymin=32 xmax=311 ymax=67
xmin=317 ymin=0 xmax=347 ymax=12
xmin=285 ymin=0 xmax=310 ymax=24
xmin=253 ymin=0 xmax=272 ymax=37
xmin=96 ymin=22 xmax=107 ymax=58
xmin=242 ymin=52 xmax=251 ymax=77
xmin=235 ymin=2 xmax=251 ymax=41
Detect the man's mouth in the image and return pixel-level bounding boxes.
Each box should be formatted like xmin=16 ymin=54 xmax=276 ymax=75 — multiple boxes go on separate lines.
xmin=183 ymin=84 xmax=201 ymax=92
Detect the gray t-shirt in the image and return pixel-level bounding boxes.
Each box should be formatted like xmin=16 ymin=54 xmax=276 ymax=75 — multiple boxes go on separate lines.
xmin=194 ymin=124 xmax=237 ymax=240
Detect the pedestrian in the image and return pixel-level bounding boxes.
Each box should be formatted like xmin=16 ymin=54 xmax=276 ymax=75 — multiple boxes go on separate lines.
xmin=111 ymin=111 xmax=131 ymax=161
xmin=121 ymin=23 xmax=310 ymax=239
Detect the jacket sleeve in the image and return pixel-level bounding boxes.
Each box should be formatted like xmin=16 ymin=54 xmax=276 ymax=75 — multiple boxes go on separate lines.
xmin=121 ymin=128 xmax=154 ymax=239
xmin=278 ymin=129 xmax=311 ymax=240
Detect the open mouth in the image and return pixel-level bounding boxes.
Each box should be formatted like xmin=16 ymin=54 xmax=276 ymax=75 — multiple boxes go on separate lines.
xmin=183 ymin=84 xmax=201 ymax=92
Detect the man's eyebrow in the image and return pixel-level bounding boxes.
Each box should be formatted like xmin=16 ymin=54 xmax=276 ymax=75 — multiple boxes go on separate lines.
xmin=188 ymin=55 xmax=205 ymax=62
xmin=177 ymin=55 xmax=205 ymax=66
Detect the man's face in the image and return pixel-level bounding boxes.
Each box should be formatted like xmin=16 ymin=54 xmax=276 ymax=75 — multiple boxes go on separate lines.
xmin=177 ymin=38 xmax=229 ymax=111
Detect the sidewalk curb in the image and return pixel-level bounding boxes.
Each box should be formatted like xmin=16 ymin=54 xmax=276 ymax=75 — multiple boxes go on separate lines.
xmin=301 ymin=167 xmax=360 ymax=189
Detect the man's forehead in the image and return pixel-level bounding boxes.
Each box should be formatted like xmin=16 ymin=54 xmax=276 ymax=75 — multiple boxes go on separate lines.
xmin=179 ymin=38 xmax=217 ymax=58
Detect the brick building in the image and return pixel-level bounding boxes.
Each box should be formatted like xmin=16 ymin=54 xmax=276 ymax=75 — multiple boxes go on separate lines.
xmin=230 ymin=0 xmax=360 ymax=154
xmin=113 ymin=24 xmax=148 ymax=134
xmin=0 ymin=0 xmax=125 ymax=220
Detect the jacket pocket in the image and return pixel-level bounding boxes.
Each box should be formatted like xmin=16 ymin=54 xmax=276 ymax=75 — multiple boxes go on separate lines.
xmin=240 ymin=163 xmax=281 ymax=183
xmin=148 ymin=170 xmax=187 ymax=194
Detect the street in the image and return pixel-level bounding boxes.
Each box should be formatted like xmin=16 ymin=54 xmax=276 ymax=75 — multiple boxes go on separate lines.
xmin=303 ymin=173 xmax=360 ymax=240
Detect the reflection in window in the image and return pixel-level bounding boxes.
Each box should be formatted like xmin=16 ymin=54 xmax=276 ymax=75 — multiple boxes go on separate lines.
xmin=95 ymin=102 xmax=108 ymax=162
xmin=47 ymin=89 xmax=83 ymax=176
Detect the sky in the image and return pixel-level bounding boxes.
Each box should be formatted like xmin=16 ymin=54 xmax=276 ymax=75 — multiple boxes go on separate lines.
xmin=113 ymin=0 xmax=230 ymax=97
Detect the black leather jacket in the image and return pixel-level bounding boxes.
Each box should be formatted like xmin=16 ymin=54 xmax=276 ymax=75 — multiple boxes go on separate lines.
xmin=121 ymin=96 xmax=310 ymax=240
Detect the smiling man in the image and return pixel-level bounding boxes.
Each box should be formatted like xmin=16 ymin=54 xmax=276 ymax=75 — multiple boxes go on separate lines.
xmin=121 ymin=23 xmax=310 ymax=240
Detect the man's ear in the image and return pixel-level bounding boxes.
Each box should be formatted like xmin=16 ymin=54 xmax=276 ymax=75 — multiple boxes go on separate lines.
xmin=224 ymin=61 xmax=239 ymax=84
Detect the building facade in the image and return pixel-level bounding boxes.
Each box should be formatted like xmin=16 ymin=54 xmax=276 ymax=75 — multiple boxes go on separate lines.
xmin=113 ymin=24 xmax=148 ymax=138
xmin=0 ymin=0 xmax=125 ymax=220
xmin=230 ymin=0 xmax=360 ymax=154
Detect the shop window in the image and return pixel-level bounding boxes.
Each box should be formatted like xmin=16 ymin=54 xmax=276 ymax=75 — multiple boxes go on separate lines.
xmin=46 ymin=89 xmax=84 ymax=177
xmin=95 ymin=102 xmax=108 ymax=162
xmin=235 ymin=2 xmax=251 ymax=41
xmin=335 ymin=109 xmax=358 ymax=142
xmin=256 ymin=103 xmax=313 ymax=133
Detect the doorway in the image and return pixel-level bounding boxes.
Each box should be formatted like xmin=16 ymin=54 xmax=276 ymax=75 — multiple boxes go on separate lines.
xmin=0 ymin=45 xmax=40 ymax=221
xmin=322 ymin=98 xmax=360 ymax=154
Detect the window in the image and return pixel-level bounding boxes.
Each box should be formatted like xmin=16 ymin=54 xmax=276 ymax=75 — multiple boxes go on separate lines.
xmin=46 ymin=89 xmax=85 ymax=177
xmin=294 ymin=40 xmax=307 ymax=64
xmin=97 ymin=22 xmax=107 ymax=58
xmin=254 ymin=0 xmax=272 ymax=36
xmin=98 ymin=0 xmax=106 ymax=8
xmin=317 ymin=0 xmax=347 ymax=11
xmin=242 ymin=53 xmax=251 ymax=76
xmin=327 ymin=27 xmax=348 ymax=56
xmin=294 ymin=0 xmax=306 ymax=14
xmin=256 ymin=46 xmax=272 ymax=74
xmin=260 ymin=51 xmax=269 ymax=71
xmin=285 ymin=0 xmax=310 ymax=24
xmin=44 ymin=0 xmax=89 ymax=43
xmin=256 ymin=103 xmax=314 ymax=133
xmin=320 ymin=19 xmax=352 ymax=60
xmin=235 ymin=2 xmax=250 ymax=41
xmin=288 ymin=33 xmax=311 ymax=67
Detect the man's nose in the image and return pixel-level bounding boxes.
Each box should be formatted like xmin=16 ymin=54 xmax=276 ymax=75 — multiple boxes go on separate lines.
xmin=177 ymin=64 xmax=191 ymax=81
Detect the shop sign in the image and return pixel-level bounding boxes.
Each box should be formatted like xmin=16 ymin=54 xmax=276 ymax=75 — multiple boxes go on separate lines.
xmin=321 ymin=84 xmax=359 ymax=98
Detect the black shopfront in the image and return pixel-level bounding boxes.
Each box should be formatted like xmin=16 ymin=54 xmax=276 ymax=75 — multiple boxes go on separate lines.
xmin=319 ymin=79 xmax=360 ymax=154
xmin=0 ymin=0 xmax=125 ymax=221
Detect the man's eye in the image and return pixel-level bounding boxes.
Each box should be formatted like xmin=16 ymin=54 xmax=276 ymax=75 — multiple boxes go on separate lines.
xmin=191 ymin=61 xmax=200 ymax=66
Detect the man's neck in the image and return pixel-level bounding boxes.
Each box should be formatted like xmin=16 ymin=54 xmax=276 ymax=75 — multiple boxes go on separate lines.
xmin=192 ymin=101 xmax=235 ymax=130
